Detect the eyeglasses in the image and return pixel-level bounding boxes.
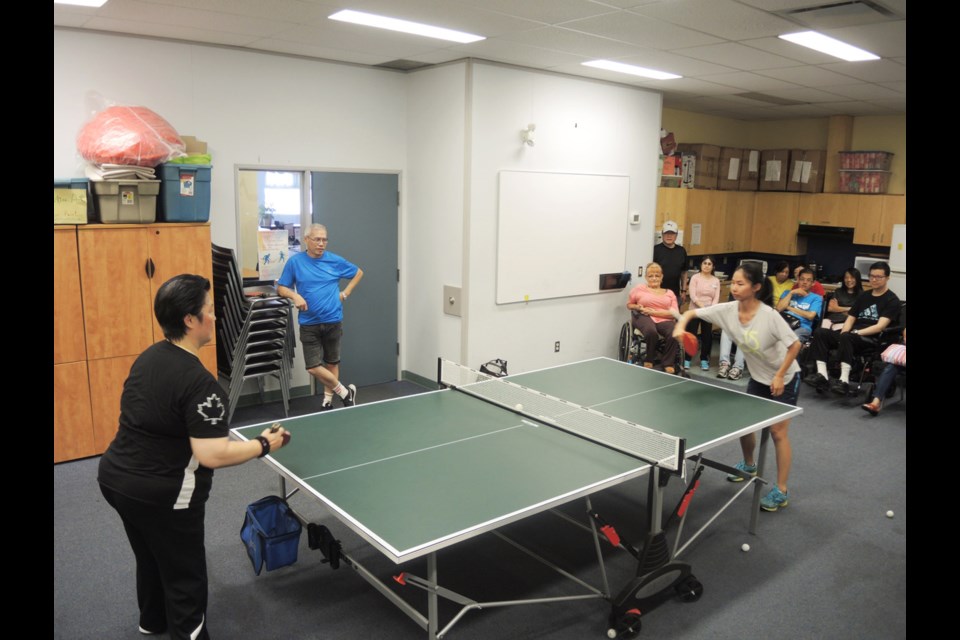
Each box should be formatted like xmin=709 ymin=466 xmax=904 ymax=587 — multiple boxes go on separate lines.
xmin=305 ymin=236 xmax=328 ymax=243
xmin=868 ymin=274 xmax=888 ymax=280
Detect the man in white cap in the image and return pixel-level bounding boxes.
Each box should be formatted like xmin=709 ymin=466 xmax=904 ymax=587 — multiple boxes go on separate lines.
xmin=653 ymin=220 xmax=688 ymax=302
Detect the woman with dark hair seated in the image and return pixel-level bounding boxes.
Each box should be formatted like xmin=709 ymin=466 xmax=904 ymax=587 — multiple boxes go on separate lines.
xmin=823 ymin=268 xmax=863 ymax=330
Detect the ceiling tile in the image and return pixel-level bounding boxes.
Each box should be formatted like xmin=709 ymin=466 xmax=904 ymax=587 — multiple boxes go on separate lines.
xmin=819 ymin=59 xmax=906 ymax=83
xmin=559 ymin=11 xmax=723 ymax=49
xmin=674 ymin=42 xmax=807 ymax=71
xmin=631 ymin=0 xmax=800 ymax=40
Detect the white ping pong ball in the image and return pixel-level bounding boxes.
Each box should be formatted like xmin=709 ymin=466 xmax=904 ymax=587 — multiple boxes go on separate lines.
xmin=886 ymin=510 xmax=894 ymax=518
xmin=741 ymin=543 xmax=750 ymax=552
xmin=515 ymin=403 xmax=524 ymax=411
xmin=607 ymin=629 xmax=618 ymax=639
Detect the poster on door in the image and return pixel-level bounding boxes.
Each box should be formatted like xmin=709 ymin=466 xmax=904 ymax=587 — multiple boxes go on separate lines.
xmin=257 ymin=229 xmax=288 ymax=281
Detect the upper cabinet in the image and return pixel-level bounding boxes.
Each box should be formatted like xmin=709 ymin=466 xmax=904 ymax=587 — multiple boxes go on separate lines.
xmin=798 ymin=194 xmax=859 ymax=227
xmin=854 ymin=195 xmax=906 ymax=246
xmin=751 ymin=193 xmax=807 ymax=256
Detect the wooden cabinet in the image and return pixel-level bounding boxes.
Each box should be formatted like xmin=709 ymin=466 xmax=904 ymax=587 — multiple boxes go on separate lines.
xmin=722 ymin=192 xmax=754 ymax=253
xmin=54 ymin=223 xmax=217 ymax=463
xmin=854 ymin=195 xmax=906 ymax=245
xmin=656 ymin=188 xmax=904 ymax=254
xmin=657 ymin=189 xmax=756 ymax=256
xmin=751 ymin=193 xmax=808 ymax=256
xmin=798 ymin=194 xmax=859 ymax=227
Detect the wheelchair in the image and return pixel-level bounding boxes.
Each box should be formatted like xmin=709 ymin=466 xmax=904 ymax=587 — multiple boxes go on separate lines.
xmin=618 ymin=319 xmax=689 ymax=377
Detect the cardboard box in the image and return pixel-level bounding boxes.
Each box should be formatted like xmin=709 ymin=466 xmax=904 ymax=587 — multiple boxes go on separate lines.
xmin=788 ymin=149 xmax=826 ymax=193
xmin=718 ymin=147 xmax=743 ymax=190
xmin=738 ymin=149 xmax=760 ymax=191
xmin=759 ymin=149 xmax=800 ymax=191
xmin=180 ymin=135 xmax=208 ymax=155
xmin=676 ymin=143 xmax=720 ymax=189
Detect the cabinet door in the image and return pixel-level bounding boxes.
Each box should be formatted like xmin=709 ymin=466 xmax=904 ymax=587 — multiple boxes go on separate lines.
xmin=89 ymin=355 xmax=138 ymax=454
xmin=685 ymin=190 xmax=724 ymax=254
xmin=879 ymin=196 xmax=906 ymax=245
xmin=148 ymin=224 xmax=215 ymax=346
xmin=752 ymin=193 xmax=801 ymax=254
xmin=54 ymin=361 xmax=96 ymax=462
xmin=723 ymin=192 xmax=754 ymax=252
xmin=79 ymin=227 xmax=154 ymax=360
xmin=656 ymin=187 xmax=688 ymax=236
xmin=798 ymin=194 xmax=858 ymax=227
xmin=855 ymin=198 xmax=884 ymax=245
xmin=54 ymin=228 xmax=86 ymax=364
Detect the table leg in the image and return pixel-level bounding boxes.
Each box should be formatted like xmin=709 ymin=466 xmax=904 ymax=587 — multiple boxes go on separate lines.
xmin=749 ymin=427 xmax=771 ymax=534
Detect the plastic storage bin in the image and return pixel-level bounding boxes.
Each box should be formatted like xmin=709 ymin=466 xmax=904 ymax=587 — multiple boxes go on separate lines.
xmin=92 ymin=179 xmax=160 ymax=223
xmin=838 ymin=151 xmax=894 ymax=171
xmin=54 ymin=178 xmax=96 ymax=224
xmin=158 ymin=163 xmax=212 ymax=222
xmin=838 ymin=170 xmax=891 ymax=194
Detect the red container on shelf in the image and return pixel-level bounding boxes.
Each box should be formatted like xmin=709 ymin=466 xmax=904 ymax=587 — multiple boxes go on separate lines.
xmin=838 ymin=151 xmax=894 ymax=171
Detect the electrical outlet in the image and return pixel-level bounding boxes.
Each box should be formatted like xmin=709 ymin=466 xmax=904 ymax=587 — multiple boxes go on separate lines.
xmin=554 ymin=341 xmax=560 ymax=352
xmin=638 ymin=266 xmax=643 ymax=277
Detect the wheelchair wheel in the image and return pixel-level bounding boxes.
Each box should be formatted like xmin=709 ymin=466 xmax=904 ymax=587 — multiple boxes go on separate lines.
xmin=618 ymin=322 xmax=631 ymax=362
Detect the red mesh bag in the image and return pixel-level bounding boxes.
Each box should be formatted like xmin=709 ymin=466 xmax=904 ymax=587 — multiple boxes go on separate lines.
xmin=76 ymin=105 xmax=184 ymax=167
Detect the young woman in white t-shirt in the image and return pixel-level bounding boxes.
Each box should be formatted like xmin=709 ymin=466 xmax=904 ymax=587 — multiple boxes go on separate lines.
xmin=674 ymin=262 xmax=802 ymax=512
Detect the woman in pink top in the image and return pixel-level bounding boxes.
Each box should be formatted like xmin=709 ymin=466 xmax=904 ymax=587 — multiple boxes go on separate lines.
xmin=626 ymin=262 xmax=680 ymax=374
xmin=687 ymin=256 xmax=721 ymax=370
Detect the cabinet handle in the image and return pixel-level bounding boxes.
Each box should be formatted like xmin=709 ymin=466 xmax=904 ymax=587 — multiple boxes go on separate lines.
xmin=145 ymin=258 xmax=156 ymax=279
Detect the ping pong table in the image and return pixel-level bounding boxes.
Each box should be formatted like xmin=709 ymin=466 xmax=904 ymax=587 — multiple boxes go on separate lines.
xmin=232 ymin=357 xmax=801 ymax=638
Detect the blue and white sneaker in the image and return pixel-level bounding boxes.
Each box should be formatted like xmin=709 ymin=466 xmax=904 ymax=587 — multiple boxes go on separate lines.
xmin=760 ymin=486 xmax=789 ymax=512
xmin=726 ymin=460 xmax=757 ymax=483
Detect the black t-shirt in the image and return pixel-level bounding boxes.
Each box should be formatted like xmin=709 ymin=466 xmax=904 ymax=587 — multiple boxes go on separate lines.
xmin=848 ymin=289 xmax=901 ymax=330
xmin=98 ymin=341 xmax=229 ymax=509
xmin=652 ymin=242 xmax=688 ymax=298
xmin=826 ymin=287 xmax=860 ymax=323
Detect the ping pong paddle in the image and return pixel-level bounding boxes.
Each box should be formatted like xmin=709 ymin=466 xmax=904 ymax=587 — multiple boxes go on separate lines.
xmin=269 ymin=423 xmax=291 ymax=446
xmin=681 ymin=331 xmax=699 ymax=358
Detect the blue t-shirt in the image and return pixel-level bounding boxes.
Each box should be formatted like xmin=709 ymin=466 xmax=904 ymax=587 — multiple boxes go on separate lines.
xmin=779 ymin=289 xmax=822 ymax=332
xmin=277 ymin=250 xmax=358 ymax=325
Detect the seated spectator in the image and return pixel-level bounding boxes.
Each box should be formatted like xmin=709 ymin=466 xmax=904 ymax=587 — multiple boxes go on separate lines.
xmin=626 ymin=262 xmax=680 ymax=374
xmin=792 ymin=264 xmax=826 ymax=297
xmin=775 ymin=268 xmax=822 ymax=343
xmin=862 ymin=319 xmax=906 ymax=416
xmin=822 ymin=268 xmax=863 ymax=330
xmin=803 ymin=261 xmax=901 ymax=395
xmin=768 ymin=261 xmax=794 ymax=303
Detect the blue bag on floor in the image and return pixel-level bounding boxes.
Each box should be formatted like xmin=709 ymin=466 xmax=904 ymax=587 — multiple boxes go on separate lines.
xmin=240 ymin=496 xmax=302 ymax=575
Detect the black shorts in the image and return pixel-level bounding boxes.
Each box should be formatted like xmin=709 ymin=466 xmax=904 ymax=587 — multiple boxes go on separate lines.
xmin=299 ymin=323 xmax=343 ymax=369
xmin=747 ymin=372 xmax=800 ymax=406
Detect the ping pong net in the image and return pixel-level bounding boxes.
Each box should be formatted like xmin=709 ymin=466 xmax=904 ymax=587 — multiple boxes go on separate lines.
xmin=438 ymin=358 xmax=684 ymax=472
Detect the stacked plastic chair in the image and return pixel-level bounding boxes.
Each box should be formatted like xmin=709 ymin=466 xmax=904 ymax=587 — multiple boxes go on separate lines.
xmin=211 ymin=243 xmax=295 ymax=422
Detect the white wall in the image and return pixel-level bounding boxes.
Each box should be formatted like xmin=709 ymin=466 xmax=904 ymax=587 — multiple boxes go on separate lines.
xmin=464 ymin=63 xmax=662 ymax=373
xmin=404 ymin=63 xmax=468 ymax=379
xmin=54 ymin=29 xmax=407 ymax=388
xmin=54 ymin=31 xmax=666 ymax=384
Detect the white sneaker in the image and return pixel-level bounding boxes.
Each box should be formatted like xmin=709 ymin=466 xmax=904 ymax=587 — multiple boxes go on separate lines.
xmin=727 ymin=366 xmax=743 ymax=381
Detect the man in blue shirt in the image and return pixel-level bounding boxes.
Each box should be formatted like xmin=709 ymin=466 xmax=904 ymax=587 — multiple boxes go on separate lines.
xmin=277 ymin=223 xmax=364 ymax=409
xmin=775 ymin=268 xmax=822 ymax=343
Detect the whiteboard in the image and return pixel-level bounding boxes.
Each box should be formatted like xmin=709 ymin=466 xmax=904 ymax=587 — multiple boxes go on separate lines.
xmin=497 ymin=171 xmax=629 ymax=304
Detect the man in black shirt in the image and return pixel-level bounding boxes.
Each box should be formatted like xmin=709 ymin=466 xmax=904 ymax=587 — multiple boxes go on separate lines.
xmin=803 ymin=261 xmax=901 ymax=395
xmin=653 ymin=220 xmax=688 ymax=302
xmin=98 ymin=274 xmax=289 ymax=640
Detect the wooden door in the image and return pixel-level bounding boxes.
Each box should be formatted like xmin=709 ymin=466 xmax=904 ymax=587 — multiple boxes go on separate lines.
xmin=54 ymin=227 xmax=86 ymax=364
xmin=54 ymin=361 xmax=96 ymax=462
xmin=88 ymin=355 xmax=139 ymax=454
xmin=79 ymin=226 xmax=154 ymax=359
xmin=148 ymin=224 xmax=215 ymax=347
xmin=724 ymin=192 xmax=754 ymax=252
xmin=855 ymin=197 xmax=884 ymax=245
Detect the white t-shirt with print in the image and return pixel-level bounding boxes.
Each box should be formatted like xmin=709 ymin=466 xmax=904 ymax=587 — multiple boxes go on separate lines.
xmin=695 ymin=301 xmax=801 ymax=385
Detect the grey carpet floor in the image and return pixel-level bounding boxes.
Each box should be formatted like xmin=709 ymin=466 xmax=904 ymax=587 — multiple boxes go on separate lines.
xmin=54 ymin=376 xmax=906 ymax=639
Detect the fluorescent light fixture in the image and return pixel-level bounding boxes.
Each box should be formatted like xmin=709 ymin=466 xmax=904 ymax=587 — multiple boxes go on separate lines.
xmin=582 ymin=60 xmax=681 ymax=80
xmin=54 ymin=0 xmax=108 ymax=7
xmin=329 ymin=9 xmax=485 ymax=44
xmin=778 ymin=31 xmax=879 ymax=62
